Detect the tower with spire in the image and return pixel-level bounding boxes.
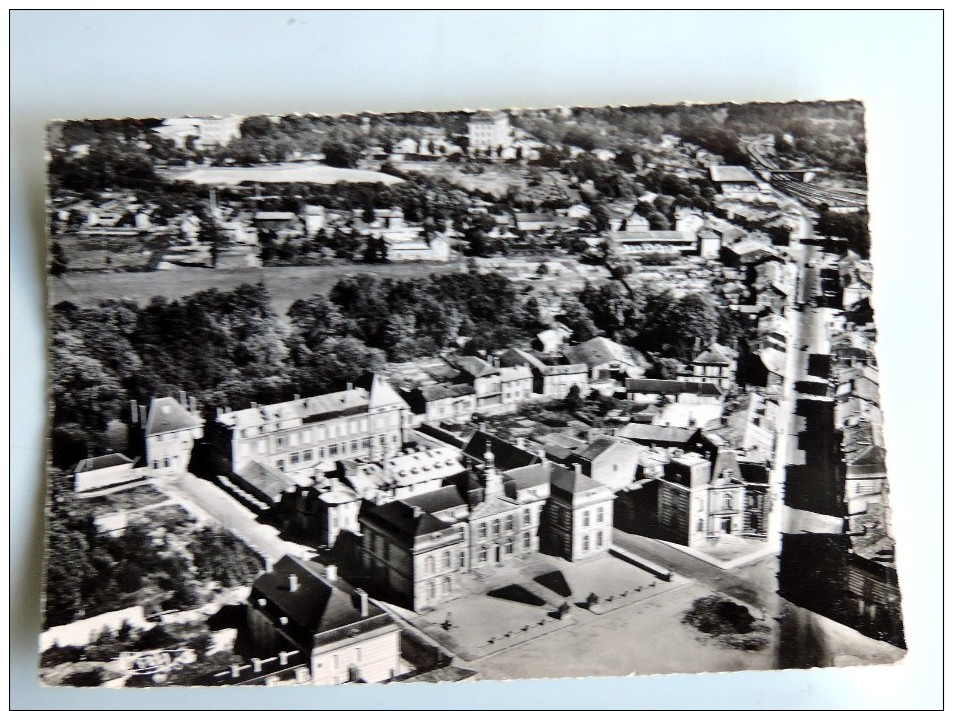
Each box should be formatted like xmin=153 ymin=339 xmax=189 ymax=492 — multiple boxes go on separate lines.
xmin=482 ymin=440 xmax=504 ymax=501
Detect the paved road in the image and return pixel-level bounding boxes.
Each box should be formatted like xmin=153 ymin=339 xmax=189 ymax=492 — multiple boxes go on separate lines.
xmin=152 ymin=471 xmax=316 ymax=564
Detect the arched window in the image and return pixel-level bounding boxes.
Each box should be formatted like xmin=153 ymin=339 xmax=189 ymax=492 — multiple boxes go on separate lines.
xmin=723 ymin=493 xmax=733 ymax=510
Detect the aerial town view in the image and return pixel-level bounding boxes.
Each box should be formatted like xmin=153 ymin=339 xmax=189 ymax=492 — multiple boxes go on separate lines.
xmin=40 ymin=101 xmax=905 ymax=687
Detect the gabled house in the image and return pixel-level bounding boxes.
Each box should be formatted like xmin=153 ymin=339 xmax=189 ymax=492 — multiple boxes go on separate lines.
xmin=564 ymin=337 xmax=647 ymax=382
xmin=244 ymin=556 xmax=401 ymax=685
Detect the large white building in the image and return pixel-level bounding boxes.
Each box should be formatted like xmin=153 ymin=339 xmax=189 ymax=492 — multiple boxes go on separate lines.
xmin=154 ymin=115 xmax=242 ymax=149
xmin=215 ymin=377 xmax=410 ymax=480
xmin=468 ymin=111 xmax=513 ymax=151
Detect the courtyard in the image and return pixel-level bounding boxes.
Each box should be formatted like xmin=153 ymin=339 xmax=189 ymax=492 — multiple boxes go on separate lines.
xmin=404 ymin=551 xmax=689 ymax=662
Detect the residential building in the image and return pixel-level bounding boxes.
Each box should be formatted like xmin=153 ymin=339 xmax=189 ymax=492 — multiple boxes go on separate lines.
xmin=280 ymin=478 xmax=363 ymax=548
xmin=500 ymin=365 xmax=534 ymax=407
xmin=154 ymin=115 xmax=242 ymax=149
xmin=499 ymin=348 xmax=590 ymax=398
xmin=243 ymin=556 xmax=401 ymax=685
xmin=341 ymin=446 xmax=466 ymax=504
xmin=73 ymin=453 xmax=139 ymax=493
xmin=542 ymin=464 xmax=616 ymax=561
xmin=405 ymin=382 xmax=476 ymax=425
xmin=656 ymin=451 xmax=769 ymax=545
xmin=564 ymin=337 xmax=647 ymax=381
xmin=384 ymin=233 xmax=451 ymax=262
xmin=214 ymin=376 xmax=410 ymax=479
xmin=709 ymin=165 xmax=761 ymax=195
xmin=467 ymin=111 xmax=512 ymax=150
xmin=132 ymin=395 xmax=204 ymax=474
xmin=678 ymin=342 xmax=739 ymax=391
xmin=568 ymin=436 xmax=643 ymax=492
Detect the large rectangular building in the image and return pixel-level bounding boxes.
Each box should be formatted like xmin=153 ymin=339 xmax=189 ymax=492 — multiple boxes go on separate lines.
xmin=215 ymin=376 xmax=410 ymax=478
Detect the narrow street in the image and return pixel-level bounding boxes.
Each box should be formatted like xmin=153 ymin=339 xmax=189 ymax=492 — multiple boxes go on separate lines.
xmin=152 ymin=471 xmax=317 ymax=565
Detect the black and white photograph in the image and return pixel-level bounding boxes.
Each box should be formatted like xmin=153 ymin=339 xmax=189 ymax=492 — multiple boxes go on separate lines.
xmin=39 ymin=100 xmax=906 ymax=688
xmin=10 ymin=9 xmax=942 ymax=710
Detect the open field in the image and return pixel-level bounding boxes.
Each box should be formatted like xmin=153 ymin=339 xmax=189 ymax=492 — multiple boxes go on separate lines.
xmin=48 ymin=262 xmax=463 ymax=317
xmin=168 ymin=163 xmax=404 ymax=186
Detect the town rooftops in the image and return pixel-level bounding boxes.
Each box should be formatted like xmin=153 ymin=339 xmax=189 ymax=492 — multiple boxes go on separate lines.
xmin=218 ymin=379 xmax=406 ymax=431
xmin=504 ymin=462 xmax=554 ymax=492
xmin=359 ymin=498 xmax=457 ymax=544
xmin=417 ymin=382 xmax=476 ymax=402
xmin=614 ymin=231 xmax=694 ymax=243
xmin=234 ymin=461 xmax=297 ymax=503
xmin=617 ymin=423 xmax=700 ymax=446
xmin=462 ymin=430 xmax=541 ymax=472
xmin=74 ymin=452 xmax=136 ymax=473
xmin=626 ymin=379 xmax=724 ymax=397
xmin=500 ymin=365 xmax=532 ymax=382
xmin=549 ymin=464 xmax=613 ymax=502
xmin=693 ymin=343 xmax=739 ymax=365
xmin=249 ymin=555 xmax=392 ymax=650
xmin=401 ymin=484 xmax=469 ymax=515
xmin=445 ymin=355 xmax=499 ymax=379
xmin=564 ymin=337 xmax=644 ymax=369
xmin=145 ymin=397 xmax=201 ymax=437
xmin=710 ymin=165 xmax=759 ymax=183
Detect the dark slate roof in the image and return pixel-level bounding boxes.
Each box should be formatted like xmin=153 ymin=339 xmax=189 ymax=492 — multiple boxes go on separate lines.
xmin=504 ymin=463 xmax=553 ymax=491
xmin=418 ymin=383 xmax=476 ymax=402
xmin=573 ymin=436 xmax=623 ymax=462
xmin=446 ymin=355 xmax=499 ymax=379
xmin=145 ymin=397 xmax=198 ymax=436
xmin=249 ymin=555 xmax=390 ymax=650
xmin=462 ymin=431 xmax=540 ymax=471
xmin=74 ymin=452 xmax=135 ymax=473
xmin=359 ymin=499 xmax=455 ymax=545
xmin=234 ymin=461 xmax=296 ymax=502
xmin=401 ymin=485 xmax=468 ymax=515
xmin=550 ymin=464 xmax=609 ymax=500
xmin=711 ymin=449 xmax=741 ymax=479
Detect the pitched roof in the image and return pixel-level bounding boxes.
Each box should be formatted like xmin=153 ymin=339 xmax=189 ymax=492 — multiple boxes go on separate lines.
xmin=401 ymin=484 xmax=469 ymax=515
xmin=417 ymin=382 xmax=475 ymax=402
xmin=368 ymin=374 xmax=410 ymax=410
xmin=549 ymin=464 xmax=611 ymax=500
xmin=564 ymin=337 xmax=643 ymax=369
xmin=219 ymin=387 xmax=371 ymax=430
xmin=445 ymin=355 xmax=499 ymax=379
xmin=249 ymin=555 xmax=390 ymax=650
xmin=145 ymin=397 xmax=199 ymax=436
xmin=462 ymin=431 xmax=540 ymax=471
xmin=360 ymin=499 xmax=456 ymax=545
xmin=617 ymin=423 xmax=699 ymax=446
xmin=504 ymin=463 xmax=553 ymax=491
xmin=710 ymin=165 xmax=758 ymax=183
xmin=74 ymin=452 xmax=135 ymax=473
xmin=234 ymin=461 xmax=297 ymax=502
xmin=694 ymin=343 xmax=738 ymax=365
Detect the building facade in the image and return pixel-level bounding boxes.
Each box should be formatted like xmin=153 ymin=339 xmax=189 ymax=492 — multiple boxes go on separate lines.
xmin=135 ymin=395 xmax=204 ymax=474
xmin=215 ymin=376 xmax=410 ymax=478
xmin=467 ymin=111 xmax=513 ymax=150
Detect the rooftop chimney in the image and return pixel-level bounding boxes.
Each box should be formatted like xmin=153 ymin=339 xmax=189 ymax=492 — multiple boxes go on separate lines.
xmin=278 ymin=616 xmax=289 ymax=626
xmin=129 ymin=399 xmax=139 ymax=425
xmin=288 ymin=573 xmax=299 ymax=593
xmin=230 ymin=664 xmax=241 ymax=679
xmin=189 ymin=395 xmax=198 ymax=414
xmin=325 ymin=564 xmax=338 ymax=582
xmin=356 ymin=588 xmax=369 ymax=618
xmin=278 ymin=651 xmax=291 ymax=666
xmin=516 ymin=437 xmax=526 ymax=449
xmin=347 ymin=382 xmax=353 ymax=391
xmin=411 ymin=505 xmax=423 ymax=518
xmin=138 ymin=404 xmax=147 ymax=424
xmin=178 ymin=389 xmax=186 ymax=406
xmin=573 ymin=462 xmax=583 ymax=475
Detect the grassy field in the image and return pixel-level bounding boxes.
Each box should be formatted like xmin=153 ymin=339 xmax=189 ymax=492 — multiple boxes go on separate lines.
xmin=48 ymin=262 xmax=464 ymax=317
xmin=168 ymin=163 xmax=405 ymax=186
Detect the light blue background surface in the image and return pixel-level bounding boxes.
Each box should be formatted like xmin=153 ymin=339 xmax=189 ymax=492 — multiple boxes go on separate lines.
xmin=10 ymin=10 xmax=943 ymax=709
